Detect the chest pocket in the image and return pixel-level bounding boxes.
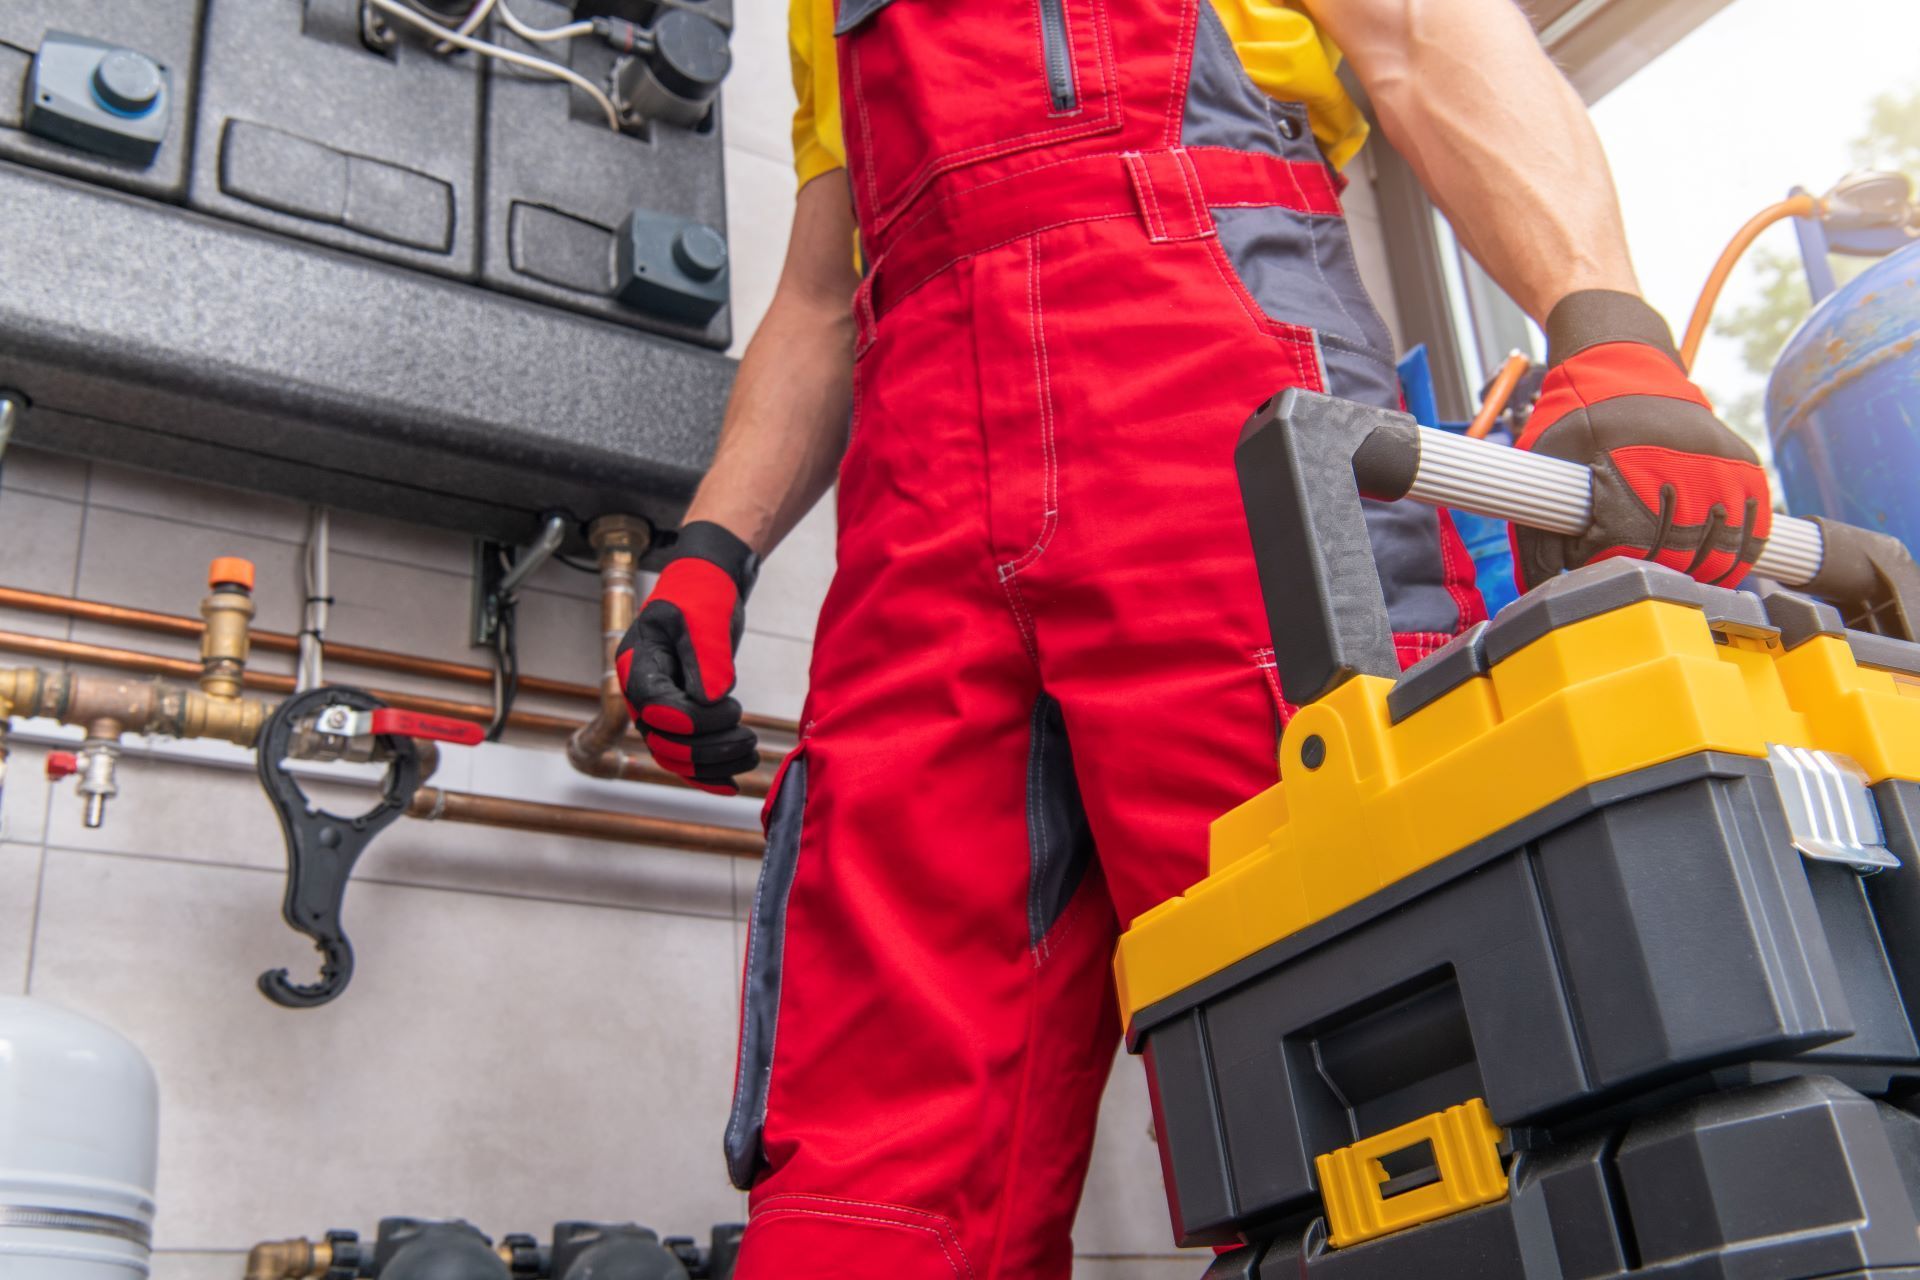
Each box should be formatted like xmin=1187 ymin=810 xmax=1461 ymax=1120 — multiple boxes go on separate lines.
xmin=834 ymin=0 xmax=1122 ymax=235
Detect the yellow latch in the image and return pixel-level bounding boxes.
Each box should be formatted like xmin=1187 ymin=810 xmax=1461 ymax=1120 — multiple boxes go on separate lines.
xmin=1315 ymin=1098 xmax=1508 ymax=1248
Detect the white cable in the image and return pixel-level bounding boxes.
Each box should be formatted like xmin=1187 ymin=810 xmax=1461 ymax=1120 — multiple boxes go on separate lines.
xmin=496 ymin=0 xmax=595 ymax=43
xmin=452 ymin=0 xmax=497 ymax=38
xmin=429 ymin=0 xmax=496 ymax=54
xmin=368 ymin=0 xmax=621 ymax=131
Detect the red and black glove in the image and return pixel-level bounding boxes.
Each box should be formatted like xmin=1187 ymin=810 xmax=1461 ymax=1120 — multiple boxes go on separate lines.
xmin=1512 ymin=290 xmax=1772 ymax=592
xmin=615 ymin=521 xmax=761 ymax=795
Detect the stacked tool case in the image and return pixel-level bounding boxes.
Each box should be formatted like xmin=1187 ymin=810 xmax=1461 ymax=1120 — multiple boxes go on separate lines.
xmin=1117 ymin=391 xmax=1920 ymax=1279
xmin=0 ymin=1 xmax=737 ymax=543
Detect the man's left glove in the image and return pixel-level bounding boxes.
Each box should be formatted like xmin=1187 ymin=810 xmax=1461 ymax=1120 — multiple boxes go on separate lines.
xmin=1512 ymin=290 xmax=1771 ymax=591
xmin=615 ymin=521 xmax=761 ymax=795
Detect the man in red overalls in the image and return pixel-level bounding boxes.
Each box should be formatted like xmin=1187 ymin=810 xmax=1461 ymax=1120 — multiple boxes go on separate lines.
xmin=617 ymin=0 xmax=1772 ymax=1272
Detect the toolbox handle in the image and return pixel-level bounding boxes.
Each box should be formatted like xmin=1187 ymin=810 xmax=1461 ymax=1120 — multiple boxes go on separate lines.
xmin=1237 ymin=390 xmax=1920 ymax=704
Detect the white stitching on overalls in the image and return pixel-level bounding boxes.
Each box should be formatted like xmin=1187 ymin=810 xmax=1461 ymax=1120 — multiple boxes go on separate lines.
xmin=1161 ymin=0 xmax=1198 ymax=146
xmin=997 ymin=239 xmax=1059 ymax=662
xmin=753 ymin=1196 xmax=977 ymax=1279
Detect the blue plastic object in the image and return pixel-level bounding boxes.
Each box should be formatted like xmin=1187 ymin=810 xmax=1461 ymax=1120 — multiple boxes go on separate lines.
xmin=1767 ymin=238 xmax=1920 ymax=554
xmin=1396 ymin=347 xmax=1521 ymax=615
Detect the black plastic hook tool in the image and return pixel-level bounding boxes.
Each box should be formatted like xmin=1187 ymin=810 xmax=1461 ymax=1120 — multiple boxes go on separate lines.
xmin=256 ymin=685 xmax=422 ymax=1008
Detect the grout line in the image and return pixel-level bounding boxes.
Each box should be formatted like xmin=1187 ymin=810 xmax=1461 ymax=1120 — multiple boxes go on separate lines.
xmin=43 ymin=843 xmax=751 ymax=923
xmin=21 ymin=840 xmax=49 ymax=994
xmin=0 ymin=485 xmax=87 ymax=510
xmin=68 ymin=461 xmax=92 ymax=601
xmin=82 ymin=497 xmax=308 ymax=548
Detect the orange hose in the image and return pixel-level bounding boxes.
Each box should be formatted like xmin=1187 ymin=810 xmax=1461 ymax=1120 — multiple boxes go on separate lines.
xmin=1466 ymin=351 xmax=1532 ymax=439
xmin=1679 ymin=194 xmax=1821 ymax=372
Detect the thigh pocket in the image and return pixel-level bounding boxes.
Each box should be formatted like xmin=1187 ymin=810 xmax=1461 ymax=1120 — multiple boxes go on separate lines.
xmin=741 ymin=1196 xmax=973 ymax=1277
xmin=725 ymin=747 xmax=809 ymax=1190
xmin=1208 ymin=200 xmax=1401 ymax=410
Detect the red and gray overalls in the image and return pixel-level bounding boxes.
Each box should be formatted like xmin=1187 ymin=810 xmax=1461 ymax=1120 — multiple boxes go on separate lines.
xmin=726 ymin=1 xmax=1485 ymax=1273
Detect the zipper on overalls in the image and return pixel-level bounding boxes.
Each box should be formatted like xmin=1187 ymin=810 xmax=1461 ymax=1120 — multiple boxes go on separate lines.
xmin=1038 ymin=0 xmax=1077 ymax=111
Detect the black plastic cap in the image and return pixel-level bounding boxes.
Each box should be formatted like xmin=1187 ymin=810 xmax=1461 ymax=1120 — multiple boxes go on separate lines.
xmin=650 ymin=12 xmax=731 ymax=99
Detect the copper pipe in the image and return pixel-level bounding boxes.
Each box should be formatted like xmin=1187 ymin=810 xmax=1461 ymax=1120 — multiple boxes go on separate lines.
xmin=1466 ymin=350 xmax=1531 ymax=440
xmin=409 ymin=787 xmax=765 ymax=857
xmin=0 ymin=630 xmax=774 ymax=796
xmin=0 ymin=584 xmax=800 ymax=736
xmin=568 ymin=517 xmax=656 ymax=783
xmin=1680 ymin=193 xmax=1821 ymax=371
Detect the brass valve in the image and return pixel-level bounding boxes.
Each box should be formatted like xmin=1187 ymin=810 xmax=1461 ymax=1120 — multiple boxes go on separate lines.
xmin=200 ymin=556 xmax=256 ymax=700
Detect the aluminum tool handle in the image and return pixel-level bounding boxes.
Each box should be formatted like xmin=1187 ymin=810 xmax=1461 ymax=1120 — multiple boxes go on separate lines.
xmin=1237 ymin=390 xmax=1920 ymax=707
xmin=1402 ymin=424 xmax=1825 ymax=585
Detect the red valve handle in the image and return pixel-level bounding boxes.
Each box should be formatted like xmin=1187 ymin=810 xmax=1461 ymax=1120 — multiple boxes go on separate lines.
xmin=45 ymin=750 xmax=79 ymax=780
xmin=368 ymin=708 xmax=485 ymax=746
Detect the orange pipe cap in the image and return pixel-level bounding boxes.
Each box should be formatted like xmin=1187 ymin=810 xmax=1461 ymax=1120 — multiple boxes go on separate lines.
xmin=208 ymin=557 xmax=256 ymax=592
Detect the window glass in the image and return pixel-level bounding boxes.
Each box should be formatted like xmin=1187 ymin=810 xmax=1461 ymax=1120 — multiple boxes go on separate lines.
xmin=1588 ymin=0 xmax=1920 ymax=461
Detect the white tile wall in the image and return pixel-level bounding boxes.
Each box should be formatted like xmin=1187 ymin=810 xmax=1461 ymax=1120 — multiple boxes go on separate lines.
xmin=0 ymin=0 xmax=1406 ymax=1270
xmin=151 ymin=1252 xmax=248 ymax=1280
xmin=0 ymin=842 xmax=40 ymax=995
xmin=28 ymin=848 xmax=746 ymax=1250
xmin=152 ymin=1251 xmax=251 ymax=1280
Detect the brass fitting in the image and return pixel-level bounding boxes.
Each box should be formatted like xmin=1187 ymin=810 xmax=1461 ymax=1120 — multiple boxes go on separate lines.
xmin=200 ymin=557 xmax=257 ymax=700
xmin=0 ymin=665 xmax=270 ymax=748
xmin=177 ymin=686 xmax=270 ymax=747
xmin=244 ymin=1237 xmax=331 ymax=1280
xmin=0 ymin=668 xmax=44 ymax=720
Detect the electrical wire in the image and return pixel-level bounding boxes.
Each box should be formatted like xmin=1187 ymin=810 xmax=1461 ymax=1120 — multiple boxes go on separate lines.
xmin=367 ymin=0 xmax=622 ymax=131
xmin=486 ymin=546 xmax=522 ymax=742
xmin=496 ymin=0 xmax=595 ymax=43
xmin=451 ymin=0 xmax=497 ymax=38
xmin=427 ymin=0 xmax=496 ymax=54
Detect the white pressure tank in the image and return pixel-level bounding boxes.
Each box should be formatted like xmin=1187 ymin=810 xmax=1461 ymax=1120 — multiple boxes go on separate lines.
xmin=0 ymin=998 xmax=159 ymax=1278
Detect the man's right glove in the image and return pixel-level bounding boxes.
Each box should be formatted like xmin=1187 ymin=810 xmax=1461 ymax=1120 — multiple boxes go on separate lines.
xmin=615 ymin=521 xmax=761 ymax=795
xmin=1512 ymin=290 xmax=1772 ymax=591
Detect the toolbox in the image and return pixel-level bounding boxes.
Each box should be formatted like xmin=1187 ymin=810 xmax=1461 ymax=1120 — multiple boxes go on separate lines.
xmin=1117 ymin=390 xmax=1920 ymax=1278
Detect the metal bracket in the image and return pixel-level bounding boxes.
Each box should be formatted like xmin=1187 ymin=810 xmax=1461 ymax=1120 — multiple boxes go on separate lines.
xmin=471 ymin=512 xmax=570 ymax=647
xmin=1766 ymin=743 xmax=1897 ymax=873
xmin=256 ymin=686 xmax=423 ymax=1008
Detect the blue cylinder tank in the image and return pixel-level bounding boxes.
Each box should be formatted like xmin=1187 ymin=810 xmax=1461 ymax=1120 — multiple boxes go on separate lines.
xmin=1767 ymin=239 xmax=1920 ymax=548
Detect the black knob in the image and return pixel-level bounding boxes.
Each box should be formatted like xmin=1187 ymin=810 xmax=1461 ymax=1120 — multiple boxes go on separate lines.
xmin=92 ymin=49 xmax=162 ymax=116
xmin=648 ymin=11 xmax=731 ymax=100
xmin=673 ymin=225 xmax=729 ymax=281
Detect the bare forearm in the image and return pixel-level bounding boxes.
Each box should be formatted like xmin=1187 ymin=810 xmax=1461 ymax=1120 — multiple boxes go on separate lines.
xmin=684 ymin=173 xmax=859 ymax=555
xmin=1311 ymin=0 xmax=1640 ymax=321
xmin=686 ymin=289 xmax=853 ymax=553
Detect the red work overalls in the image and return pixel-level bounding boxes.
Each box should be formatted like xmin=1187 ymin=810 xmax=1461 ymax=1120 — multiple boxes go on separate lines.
xmin=726 ymin=2 xmax=1485 ymax=1274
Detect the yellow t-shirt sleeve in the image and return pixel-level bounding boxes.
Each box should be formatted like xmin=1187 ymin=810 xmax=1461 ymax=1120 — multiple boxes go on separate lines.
xmin=789 ymin=0 xmax=1366 ymax=183
xmin=790 ymin=0 xmax=847 ymax=186
xmin=1206 ymin=0 xmax=1370 ymax=170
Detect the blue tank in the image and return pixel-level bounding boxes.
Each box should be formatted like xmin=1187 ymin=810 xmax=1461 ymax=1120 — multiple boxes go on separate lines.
xmin=1767 ymin=238 xmax=1920 ymax=550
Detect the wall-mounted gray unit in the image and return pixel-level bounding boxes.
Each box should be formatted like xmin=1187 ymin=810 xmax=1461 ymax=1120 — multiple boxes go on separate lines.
xmin=484 ymin=0 xmax=734 ymax=349
xmin=0 ymin=0 xmax=738 ymax=544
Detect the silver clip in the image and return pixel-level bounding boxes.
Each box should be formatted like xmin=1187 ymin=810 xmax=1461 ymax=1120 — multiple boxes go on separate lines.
xmin=1766 ymin=743 xmax=1897 ymax=873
